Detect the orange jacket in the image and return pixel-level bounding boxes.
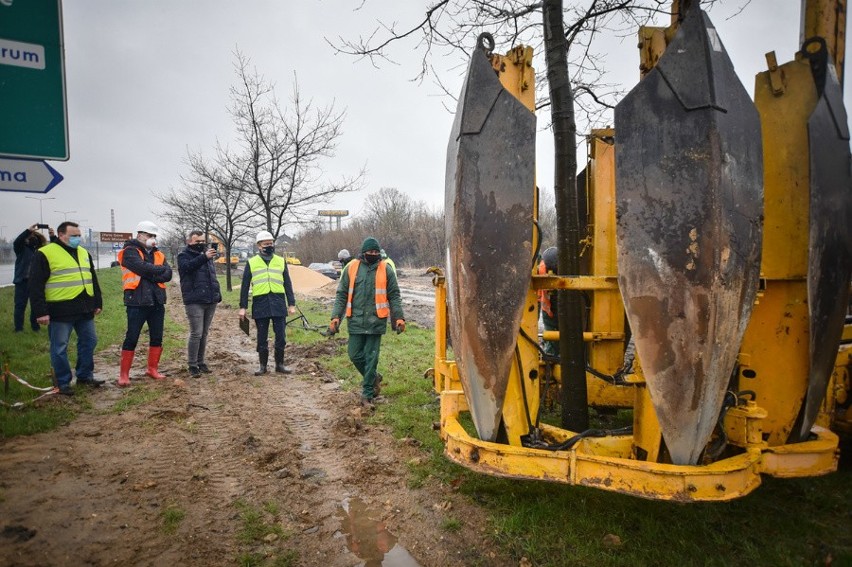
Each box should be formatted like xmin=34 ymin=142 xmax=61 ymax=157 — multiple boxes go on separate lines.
xmin=118 ymin=247 xmax=167 ymax=290
xmin=538 ymin=260 xmax=553 ymax=317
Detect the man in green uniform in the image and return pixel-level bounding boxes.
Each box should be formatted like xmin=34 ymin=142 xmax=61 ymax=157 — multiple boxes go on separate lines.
xmin=330 ymin=237 xmax=405 ymax=407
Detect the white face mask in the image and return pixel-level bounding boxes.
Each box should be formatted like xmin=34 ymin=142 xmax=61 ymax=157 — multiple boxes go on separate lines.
xmin=145 ymin=238 xmax=157 ymax=248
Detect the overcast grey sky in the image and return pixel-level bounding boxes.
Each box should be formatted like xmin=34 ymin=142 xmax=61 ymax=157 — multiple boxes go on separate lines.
xmin=0 ymin=0 xmax=848 ymax=240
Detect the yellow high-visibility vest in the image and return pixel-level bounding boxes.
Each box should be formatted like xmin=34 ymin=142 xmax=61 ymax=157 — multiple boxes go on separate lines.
xmin=248 ymin=254 xmax=285 ymax=296
xmin=40 ymin=243 xmax=94 ymax=302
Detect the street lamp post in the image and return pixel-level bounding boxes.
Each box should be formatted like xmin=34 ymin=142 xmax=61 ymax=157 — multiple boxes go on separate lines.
xmin=55 ymin=209 xmax=77 ymax=222
xmin=25 ymin=196 xmax=56 ymax=224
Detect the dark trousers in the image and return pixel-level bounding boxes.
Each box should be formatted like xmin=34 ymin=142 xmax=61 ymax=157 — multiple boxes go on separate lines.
xmin=255 ymin=316 xmax=285 ymax=353
xmin=347 ymin=333 xmax=383 ymax=399
xmin=123 ymin=305 xmax=165 ymax=350
xmin=14 ymin=281 xmax=38 ymax=331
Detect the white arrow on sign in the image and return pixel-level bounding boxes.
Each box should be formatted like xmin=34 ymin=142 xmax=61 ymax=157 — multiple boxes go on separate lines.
xmin=0 ymin=157 xmax=64 ymax=193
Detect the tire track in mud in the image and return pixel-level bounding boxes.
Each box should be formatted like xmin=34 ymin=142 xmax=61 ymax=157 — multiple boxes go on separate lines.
xmin=0 ymin=284 xmax=514 ymax=567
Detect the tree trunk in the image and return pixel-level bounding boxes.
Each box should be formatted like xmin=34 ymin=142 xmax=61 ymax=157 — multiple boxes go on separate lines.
xmin=542 ymin=0 xmax=589 ymax=431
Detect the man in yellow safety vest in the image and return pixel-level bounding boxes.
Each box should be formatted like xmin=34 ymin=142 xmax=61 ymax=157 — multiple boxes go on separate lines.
xmin=29 ymin=221 xmax=104 ymax=396
xmin=239 ymin=231 xmax=297 ymax=375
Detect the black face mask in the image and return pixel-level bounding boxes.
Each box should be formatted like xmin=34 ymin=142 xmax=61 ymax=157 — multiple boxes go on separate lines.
xmin=189 ymin=243 xmax=205 ymax=252
xmin=261 ymin=246 xmax=275 ymax=256
xmin=364 ymin=253 xmax=380 ymax=265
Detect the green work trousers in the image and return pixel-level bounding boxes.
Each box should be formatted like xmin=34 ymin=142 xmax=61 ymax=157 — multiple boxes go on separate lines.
xmin=347 ymin=333 xmax=383 ymax=399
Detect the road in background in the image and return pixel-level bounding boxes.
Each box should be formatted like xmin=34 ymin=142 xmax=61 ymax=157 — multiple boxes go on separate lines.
xmin=0 ymin=250 xmax=118 ymax=287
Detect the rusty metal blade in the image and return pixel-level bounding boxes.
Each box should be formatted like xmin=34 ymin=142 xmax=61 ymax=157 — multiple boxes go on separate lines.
xmin=445 ymin=34 xmax=536 ymax=442
xmin=792 ymin=38 xmax=852 ymax=441
xmin=614 ymin=8 xmax=764 ymax=465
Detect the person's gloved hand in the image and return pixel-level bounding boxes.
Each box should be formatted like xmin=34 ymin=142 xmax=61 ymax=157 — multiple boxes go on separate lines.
xmin=395 ymin=319 xmax=406 ymax=334
xmin=329 ymin=318 xmax=340 ymax=335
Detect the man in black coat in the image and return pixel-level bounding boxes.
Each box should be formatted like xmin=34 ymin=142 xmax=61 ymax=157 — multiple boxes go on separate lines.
xmin=177 ymin=230 xmax=222 ymax=377
xmin=12 ymin=224 xmax=48 ymax=332
xmin=29 ymin=221 xmax=104 ymax=395
xmin=117 ymin=220 xmax=173 ymax=386
xmin=238 ymin=231 xmax=297 ymax=375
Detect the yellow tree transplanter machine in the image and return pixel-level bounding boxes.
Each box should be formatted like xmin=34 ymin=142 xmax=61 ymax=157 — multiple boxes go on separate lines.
xmin=431 ymin=0 xmax=851 ymax=501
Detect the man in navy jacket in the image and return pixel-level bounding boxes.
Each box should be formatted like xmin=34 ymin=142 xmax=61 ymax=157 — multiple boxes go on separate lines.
xmin=177 ymin=231 xmax=222 ymax=376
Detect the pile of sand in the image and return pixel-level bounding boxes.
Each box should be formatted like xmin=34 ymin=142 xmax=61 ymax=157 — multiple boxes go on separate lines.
xmin=288 ymin=265 xmax=333 ymax=293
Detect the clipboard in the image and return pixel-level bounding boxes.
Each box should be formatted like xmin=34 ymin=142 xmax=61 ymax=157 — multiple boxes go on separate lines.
xmin=239 ymin=316 xmax=250 ymax=336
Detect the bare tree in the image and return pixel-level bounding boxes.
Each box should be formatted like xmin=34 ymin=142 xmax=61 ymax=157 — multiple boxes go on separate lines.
xmin=330 ymin=0 xmax=684 ymax=430
xmin=219 ymin=51 xmax=366 ymax=241
xmin=157 ymin=157 xmax=255 ymax=291
xmin=183 ymin=153 xmax=255 ymax=291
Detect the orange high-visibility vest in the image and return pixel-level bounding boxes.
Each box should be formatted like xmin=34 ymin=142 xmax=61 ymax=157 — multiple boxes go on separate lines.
xmin=538 ymin=260 xmax=553 ymax=317
xmin=118 ymin=247 xmax=167 ymax=290
xmin=345 ymin=259 xmax=389 ymax=318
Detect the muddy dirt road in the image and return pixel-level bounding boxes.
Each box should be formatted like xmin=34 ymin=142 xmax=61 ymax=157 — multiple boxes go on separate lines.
xmin=0 ymin=274 xmax=511 ymax=566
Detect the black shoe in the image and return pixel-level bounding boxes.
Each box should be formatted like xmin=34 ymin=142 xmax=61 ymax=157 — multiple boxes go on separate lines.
xmin=57 ymin=385 xmax=75 ymax=396
xmin=188 ymin=366 xmax=202 ymax=377
xmin=198 ymin=363 xmax=212 ymax=374
xmin=254 ymin=366 xmax=268 ymax=376
xmin=274 ymin=364 xmax=292 ymax=374
xmin=77 ymin=377 xmax=105 ymax=387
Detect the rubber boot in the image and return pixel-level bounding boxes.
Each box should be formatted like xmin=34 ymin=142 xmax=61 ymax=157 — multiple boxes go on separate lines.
xmin=145 ymin=346 xmax=167 ymax=380
xmin=118 ymin=350 xmax=134 ymax=387
xmin=254 ymin=351 xmax=269 ymax=376
xmin=374 ymin=372 xmax=383 ymax=397
xmin=274 ymin=348 xmax=291 ymax=374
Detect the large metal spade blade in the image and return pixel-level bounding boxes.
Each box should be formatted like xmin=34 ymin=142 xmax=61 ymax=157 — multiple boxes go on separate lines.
xmin=614 ymin=7 xmax=764 ymax=465
xmin=792 ymin=38 xmax=852 ymax=442
xmin=445 ymin=34 xmax=536 ymax=442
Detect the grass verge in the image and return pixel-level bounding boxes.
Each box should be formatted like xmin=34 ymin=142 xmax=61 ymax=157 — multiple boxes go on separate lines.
xmin=1 ymin=267 xmax=183 ymax=437
xmin=285 ymin=297 xmax=852 ymax=567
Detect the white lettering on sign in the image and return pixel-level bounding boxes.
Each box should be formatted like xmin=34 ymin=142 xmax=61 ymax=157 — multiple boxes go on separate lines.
xmin=0 ymin=38 xmax=45 ymax=70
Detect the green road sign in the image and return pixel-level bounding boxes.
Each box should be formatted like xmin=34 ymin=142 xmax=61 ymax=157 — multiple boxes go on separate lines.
xmin=0 ymin=0 xmax=68 ymax=160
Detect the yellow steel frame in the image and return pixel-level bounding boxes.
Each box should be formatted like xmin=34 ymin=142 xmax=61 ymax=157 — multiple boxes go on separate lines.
xmin=428 ymin=29 xmax=844 ymax=501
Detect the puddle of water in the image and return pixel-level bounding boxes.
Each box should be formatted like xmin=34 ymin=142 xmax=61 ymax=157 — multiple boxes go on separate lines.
xmin=335 ymin=497 xmax=421 ymax=566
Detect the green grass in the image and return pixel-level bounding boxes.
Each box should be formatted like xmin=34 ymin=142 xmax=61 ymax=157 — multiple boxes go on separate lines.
xmin=233 ymin=499 xmax=298 ymax=566
xmin=285 ymin=297 xmax=852 ymax=567
xmin=1 ymin=267 xmax=183 ymax=437
xmin=234 ymin=499 xmax=285 ymax=544
xmin=160 ymin=504 xmax=186 ymax=535
xmin=3 ymin=278 xmax=850 ymax=566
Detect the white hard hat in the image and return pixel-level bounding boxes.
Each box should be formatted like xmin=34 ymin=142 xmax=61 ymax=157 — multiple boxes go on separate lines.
xmin=256 ymin=230 xmax=275 ymax=243
xmin=337 ymin=249 xmax=350 ymax=260
xmin=136 ymin=220 xmax=160 ymax=235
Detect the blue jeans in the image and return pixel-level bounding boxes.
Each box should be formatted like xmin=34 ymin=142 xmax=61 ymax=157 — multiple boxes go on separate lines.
xmin=123 ymin=305 xmax=165 ymax=350
xmin=49 ymin=317 xmax=98 ymax=387
xmin=14 ymin=281 xmax=39 ymax=331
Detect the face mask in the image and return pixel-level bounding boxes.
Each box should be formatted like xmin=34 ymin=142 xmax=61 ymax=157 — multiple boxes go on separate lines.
xmin=145 ymin=238 xmax=157 ymax=248
xmin=261 ymin=246 xmax=275 ymax=256
xmin=189 ymin=243 xmax=205 ymax=252
xmin=364 ymin=253 xmax=380 ymax=265
xmin=68 ymin=236 xmax=81 ymax=248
